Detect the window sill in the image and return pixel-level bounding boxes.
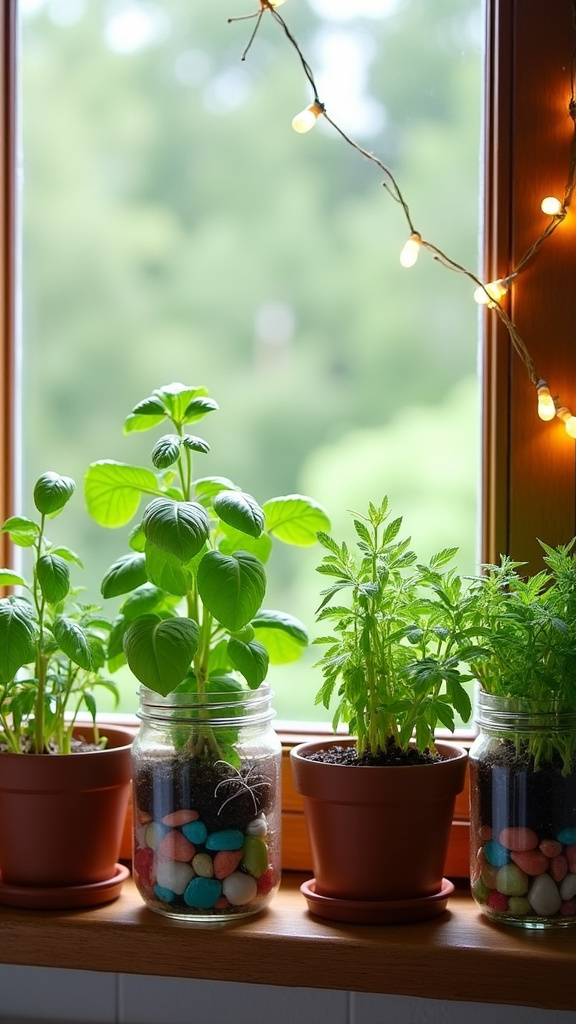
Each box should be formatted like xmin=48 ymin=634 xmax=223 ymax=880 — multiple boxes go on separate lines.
xmin=1 ymin=873 xmax=574 ymax=1011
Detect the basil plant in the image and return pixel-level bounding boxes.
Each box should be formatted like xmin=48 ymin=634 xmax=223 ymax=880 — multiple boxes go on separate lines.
xmin=84 ymin=383 xmax=330 ymax=701
xmin=0 ymin=473 xmax=118 ymax=754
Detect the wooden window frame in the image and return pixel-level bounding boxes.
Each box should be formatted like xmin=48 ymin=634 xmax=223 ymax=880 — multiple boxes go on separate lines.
xmin=1 ymin=0 xmax=576 ymax=877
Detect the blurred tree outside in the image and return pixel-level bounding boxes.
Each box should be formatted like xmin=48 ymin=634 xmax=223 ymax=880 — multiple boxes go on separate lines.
xmin=19 ymin=0 xmax=483 ymax=720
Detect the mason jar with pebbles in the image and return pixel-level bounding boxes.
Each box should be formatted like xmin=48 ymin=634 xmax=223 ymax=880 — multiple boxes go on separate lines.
xmin=132 ymin=684 xmax=282 ymax=922
xmin=470 ymin=691 xmax=576 ymax=929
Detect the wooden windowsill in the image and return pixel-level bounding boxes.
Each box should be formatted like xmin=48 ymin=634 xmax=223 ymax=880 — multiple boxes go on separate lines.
xmin=1 ymin=873 xmax=574 ymax=1011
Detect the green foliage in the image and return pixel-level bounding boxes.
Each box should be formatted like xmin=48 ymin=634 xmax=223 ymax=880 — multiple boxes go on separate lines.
xmin=85 ymin=384 xmax=329 ymax=728
xmin=0 ymin=473 xmax=118 ymax=753
xmin=465 ymin=543 xmax=576 ymax=769
xmin=313 ymin=497 xmax=478 ymax=756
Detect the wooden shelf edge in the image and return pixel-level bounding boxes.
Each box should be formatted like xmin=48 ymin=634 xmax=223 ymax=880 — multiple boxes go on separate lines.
xmin=1 ymin=874 xmax=575 ymax=1010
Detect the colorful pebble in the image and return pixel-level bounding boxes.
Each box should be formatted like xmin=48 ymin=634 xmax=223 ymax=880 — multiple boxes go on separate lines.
xmin=496 ymin=863 xmax=528 ymax=896
xmin=156 ymin=859 xmax=195 ymax=895
xmin=527 ymin=874 xmax=562 ymax=916
xmin=222 ymin=871 xmax=258 ymax=906
xmin=242 ymin=835 xmax=269 ymax=878
xmin=144 ymin=821 xmax=171 ymax=849
xmin=206 ymin=829 xmax=244 ymax=851
xmin=539 ymin=839 xmax=562 ymax=858
xmin=484 ymin=840 xmax=510 ymax=867
xmin=559 ymin=874 xmax=576 ymax=900
xmin=486 ymin=890 xmax=509 ymax=912
xmin=245 ymin=815 xmax=268 ymax=837
xmin=157 ymin=831 xmax=196 ymax=862
xmin=561 ymin=900 xmax=576 ymax=917
xmin=162 ymin=809 xmax=199 ymax=827
xmin=510 ymin=849 xmax=549 ymax=876
xmin=154 ymin=885 xmax=176 ymax=903
xmin=550 ymin=855 xmax=568 ymax=883
xmin=184 ymin=876 xmax=222 ymax=909
xmin=557 ymin=828 xmax=576 ymax=845
xmin=499 ymin=827 xmax=538 ymax=852
xmin=192 ymin=853 xmax=214 ymax=878
xmin=213 ymin=849 xmax=243 ymax=880
xmin=508 ymin=896 xmax=532 ymax=917
xmin=182 ymin=820 xmax=208 ymax=845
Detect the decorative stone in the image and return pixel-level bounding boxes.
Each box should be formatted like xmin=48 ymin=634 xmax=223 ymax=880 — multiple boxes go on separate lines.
xmin=527 ymin=874 xmax=562 ymax=917
xmin=472 ymin=877 xmax=489 ymax=903
xmin=499 ymin=827 xmax=538 ymax=852
xmin=206 ymin=829 xmax=244 ymax=851
xmin=256 ymin=866 xmax=277 ymax=896
xmin=486 ymin=890 xmax=508 ymax=912
xmin=550 ymin=855 xmax=568 ymax=883
xmin=154 ymin=885 xmax=176 ymax=903
xmin=480 ymin=860 xmax=499 ymax=889
xmin=214 ymin=849 xmax=243 ymax=880
xmin=222 ymin=871 xmax=258 ymax=906
xmin=136 ymin=807 xmax=153 ymax=825
xmin=156 ymin=859 xmax=195 ymax=895
xmin=162 ymin=809 xmax=199 ymax=827
xmin=510 ymin=849 xmax=549 ymax=876
xmin=557 ymin=827 xmax=576 ymax=846
xmin=484 ymin=840 xmax=510 ymax=867
xmin=133 ymin=846 xmax=155 ymax=891
xmin=144 ymin=822 xmax=170 ymax=850
xmin=559 ymin=873 xmax=576 ymax=900
xmin=182 ymin=820 xmax=208 ymax=845
xmin=242 ymin=835 xmax=269 ymax=878
xmin=479 ymin=824 xmax=493 ymax=842
xmin=561 ymin=899 xmax=576 ymax=917
xmin=540 ymin=839 xmax=563 ymax=858
xmin=565 ymin=843 xmax=576 ymax=872
xmin=508 ymin=897 xmax=531 ymax=917
xmin=157 ymin=831 xmax=196 ymax=863
xmin=496 ymin=863 xmax=529 ymax=896
xmin=245 ymin=815 xmax=268 ymax=837
xmin=192 ymin=853 xmax=214 ymax=878
xmin=183 ymin=876 xmax=222 ymax=909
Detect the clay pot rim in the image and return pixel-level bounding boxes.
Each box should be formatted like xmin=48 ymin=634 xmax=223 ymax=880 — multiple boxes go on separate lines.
xmin=291 ymin=736 xmax=468 ymax=769
xmin=0 ymin=723 xmax=135 ymax=759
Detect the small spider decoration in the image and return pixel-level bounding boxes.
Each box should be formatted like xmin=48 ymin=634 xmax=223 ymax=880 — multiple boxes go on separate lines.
xmin=213 ymin=760 xmax=271 ymax=817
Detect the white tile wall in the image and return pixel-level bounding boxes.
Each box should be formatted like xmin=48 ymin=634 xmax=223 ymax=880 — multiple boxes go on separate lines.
xmin=1 ymin=968 xmax=575 ymax=1024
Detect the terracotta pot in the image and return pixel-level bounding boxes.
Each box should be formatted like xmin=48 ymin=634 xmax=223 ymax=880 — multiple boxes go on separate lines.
xmin=0 ymin=725 xmax=133 ymax=891
xmin=291 ymin=737 xmax=467 ymax=906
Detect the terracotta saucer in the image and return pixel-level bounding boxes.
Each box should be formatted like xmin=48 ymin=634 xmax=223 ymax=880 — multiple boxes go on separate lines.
xmin=0 ymin=862 xmax=130 ymax=910
xmin=300 ymin=877 xmax=454 ymax=925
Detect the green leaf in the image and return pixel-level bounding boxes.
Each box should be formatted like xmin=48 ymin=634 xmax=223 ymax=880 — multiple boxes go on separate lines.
xmin=263 ymin=495 xmax=330 ymax=546
xmin=213 ymin=491 xmax=265 ymax=539
xmin=252 ymin=610 xmax=309 ymax=664
xmin=0 ymin=516 xmax=39 ymax=547
xmin=37 ymin=554 xmax=70 ymax=604
xmin=197 ymin=550 xmax=266 ymax=631
xmin=85 ymin=461 xmax=160 ymax=527
xmin=50 ymin=546 xmax=83 ymax=567
xmin=182 ymin=396 xmax=219 ymax=423
xmin=142 ymin=498 xmax=209 ymax=562
xmin=151 ymin=434 xmax=181 ymax=469
xmin=181 ymin=435 xmax=211 ymax=455
xmin=145 ymin=544 xmax=194 ymax=596
xmin=52 ymin=616 xmax=92 ymax=670
xmin=0 ymin=598 xmax=37 ymax=681
xmin=123 ymin=394 xmax=167 ymax=434
xmin=119 ymin=583 xmax=174 ymax=620
xmin=217 ymin=525 xmax=273 ymax=562
xmin=123 ymin=615 xmax=199 ymax=695
xmin=228 ymin=637 xmax=269 ymax=688
xmin=33 ymin=472 xmax=75 ymax=517
xmin=193 ymin=476 xmax=239 ymax=504
xmin=129 ymin=522 xmax=147 ymax=552
xmin=101 ymin=553 xmax=148 ymax=599
xmin=0 ymin=569 xmax=27 ymax=587
xmin=156 ymin=383 xmax=210 ymax=423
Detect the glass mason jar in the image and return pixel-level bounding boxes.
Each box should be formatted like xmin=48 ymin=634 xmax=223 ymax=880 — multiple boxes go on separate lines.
xmin=470 ymin=690 xmax=576 ymax=929
xmin=132 ymin=684 xmax=282 ymax=922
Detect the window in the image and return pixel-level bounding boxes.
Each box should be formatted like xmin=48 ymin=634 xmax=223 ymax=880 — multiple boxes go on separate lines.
xmin=2 ymin=0 xmax=576 ymax=727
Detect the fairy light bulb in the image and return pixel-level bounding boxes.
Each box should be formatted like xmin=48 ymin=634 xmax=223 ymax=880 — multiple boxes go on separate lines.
xmin=537 ymin=380 xmax=556 ymax=421
xmin=540 ymin=196 xmax=563 ymax=216
xmin=473 ymin=279 xmax=508 ymax=306
xmin=292 ymin=102 xmax=323 ymax=134
xmin=399 ymin=233 xmax=421 ymax=268
xmin=557 ymin=407 xmax=576 ymax=439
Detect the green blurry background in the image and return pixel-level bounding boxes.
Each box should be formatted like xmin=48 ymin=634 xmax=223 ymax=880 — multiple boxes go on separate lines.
xmin=19 ymin=0 xmax=483 ymax=720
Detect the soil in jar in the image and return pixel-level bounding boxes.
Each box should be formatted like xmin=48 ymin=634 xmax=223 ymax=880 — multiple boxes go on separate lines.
xmin=132 ymin=753 xmax=280 ymax=918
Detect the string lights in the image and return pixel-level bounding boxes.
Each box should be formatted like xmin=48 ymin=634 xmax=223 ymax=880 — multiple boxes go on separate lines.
xmin=230 ymin=0 xmax=576 ymax=440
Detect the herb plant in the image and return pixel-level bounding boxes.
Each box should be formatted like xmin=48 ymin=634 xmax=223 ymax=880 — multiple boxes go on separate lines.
xmin=0 ymin=473 xmax=117 ymax=754
xmin=84 ymin=383 xmax=329 ymax=728
xmin=465 ymin=541 xmax=576 ymax=770
xmin=313 ymin=498 xmax=478 ymax=757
